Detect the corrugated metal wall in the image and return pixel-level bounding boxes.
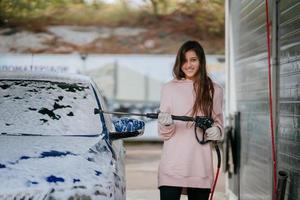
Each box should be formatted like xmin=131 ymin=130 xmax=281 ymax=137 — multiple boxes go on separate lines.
xmin=278 ymin=1 xmax=300 ymax=200
xmin=229 ymin=0 xmax=273 ymax=199
xmin=228 ymin=0 xmax=300 ymax=199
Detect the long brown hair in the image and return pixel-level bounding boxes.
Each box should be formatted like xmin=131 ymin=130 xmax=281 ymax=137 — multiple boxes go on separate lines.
xmin=173 ymin=40 xmax=214 ymax=117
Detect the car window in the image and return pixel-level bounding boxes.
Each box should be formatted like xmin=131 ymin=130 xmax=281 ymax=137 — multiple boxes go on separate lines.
xmin=0 ymin=80 xmax=103 ymax=136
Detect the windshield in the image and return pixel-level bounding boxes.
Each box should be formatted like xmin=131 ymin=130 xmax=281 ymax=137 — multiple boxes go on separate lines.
xmin=0 ymin=80 xmax=103 ymax=135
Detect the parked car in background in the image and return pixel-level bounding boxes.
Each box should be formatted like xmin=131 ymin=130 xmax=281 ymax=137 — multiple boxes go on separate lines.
xmin=0 ymin=72 xmax=145 ymax=200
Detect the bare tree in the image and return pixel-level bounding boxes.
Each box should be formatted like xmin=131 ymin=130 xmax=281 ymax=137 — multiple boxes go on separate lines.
xmin=143 ymin=0 xmax=169 ymax=16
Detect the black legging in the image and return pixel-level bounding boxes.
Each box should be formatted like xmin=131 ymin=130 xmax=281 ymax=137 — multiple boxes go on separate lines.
xmin=159 ymin=186 xmax=210 ymax=200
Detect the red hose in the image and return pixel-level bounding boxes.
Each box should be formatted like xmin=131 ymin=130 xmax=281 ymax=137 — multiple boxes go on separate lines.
xmin=265 ymin=1 xmax=277 ymax=200
xmin=209 ymin=167 xmax=220 ymax=200
xmin=209 ymin=144 xmax=221 ymax=200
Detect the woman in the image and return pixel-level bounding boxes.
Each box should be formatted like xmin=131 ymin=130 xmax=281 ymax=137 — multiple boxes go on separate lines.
xmin=157 ymin=40 xmax=224 ymax=200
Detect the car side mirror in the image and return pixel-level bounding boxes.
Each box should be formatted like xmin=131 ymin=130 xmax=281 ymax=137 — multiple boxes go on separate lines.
xmin=110 ymin=117 xmax=145 ymax=140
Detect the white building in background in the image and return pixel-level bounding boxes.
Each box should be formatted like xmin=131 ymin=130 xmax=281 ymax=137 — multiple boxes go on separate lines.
xmin=85 ymin=62 xmax=162 ymax=103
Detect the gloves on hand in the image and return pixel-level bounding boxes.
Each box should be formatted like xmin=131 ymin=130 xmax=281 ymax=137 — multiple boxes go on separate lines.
xmin=158 ymin=112 xmax=173 ymax=126
xmin=205 ymin=126 xmax=221 ymax=141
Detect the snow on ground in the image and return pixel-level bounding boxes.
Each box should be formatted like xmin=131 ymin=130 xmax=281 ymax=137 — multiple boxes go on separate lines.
xmin=0 ymin=30 xmax=54 ymax=53
xmin=0 ymin=26 xmax=148 ymax=53
xmin=112 ymin=27 xmax=147 ymax=37
xmin=48 ymin=26 xmax=111 ymax=45
xmin=48 ymin=26 xmax=147 ymax=45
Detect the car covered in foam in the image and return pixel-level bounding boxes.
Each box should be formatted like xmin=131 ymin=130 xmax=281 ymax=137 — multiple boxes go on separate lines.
xmin=0 ymin=72 xmax=145 ymax=200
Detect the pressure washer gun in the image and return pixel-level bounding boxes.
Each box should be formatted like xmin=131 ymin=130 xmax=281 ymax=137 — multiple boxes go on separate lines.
xmin=94 ymin=109 xmax=213 ymax=144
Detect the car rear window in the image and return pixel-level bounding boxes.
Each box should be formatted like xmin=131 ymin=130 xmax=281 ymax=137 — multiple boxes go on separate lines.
xmin=0 ymin=80 xmax=103 ymax=136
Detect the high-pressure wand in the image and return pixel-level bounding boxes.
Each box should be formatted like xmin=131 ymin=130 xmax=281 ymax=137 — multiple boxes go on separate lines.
xmin=94 ymin=109 xmax=213 ymax=141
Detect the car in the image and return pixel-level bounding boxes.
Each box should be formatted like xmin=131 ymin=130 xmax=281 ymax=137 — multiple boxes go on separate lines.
xmin=0 ymin=71 xmax=145 ymax=200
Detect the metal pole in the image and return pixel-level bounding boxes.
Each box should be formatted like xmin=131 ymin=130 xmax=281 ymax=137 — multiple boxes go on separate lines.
xmin=145 ymin=74 xmax=149 ymax=101
xmin=113 ymin=60 xmax=118 ymax=99
xmin=272 ymin=1 xmax=280 ymax=199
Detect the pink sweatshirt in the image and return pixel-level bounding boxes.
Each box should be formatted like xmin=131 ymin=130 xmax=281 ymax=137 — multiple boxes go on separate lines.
xmin=158 ymin=78 xmax=224 ymax=190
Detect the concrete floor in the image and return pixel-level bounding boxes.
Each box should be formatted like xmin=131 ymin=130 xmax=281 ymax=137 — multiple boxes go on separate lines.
xmin=124 ymin=142 xmax=227 ymax=200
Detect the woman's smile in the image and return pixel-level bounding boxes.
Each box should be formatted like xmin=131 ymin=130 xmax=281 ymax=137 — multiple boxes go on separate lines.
xmin=181 ymin=50 xmax=200 ymax=80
